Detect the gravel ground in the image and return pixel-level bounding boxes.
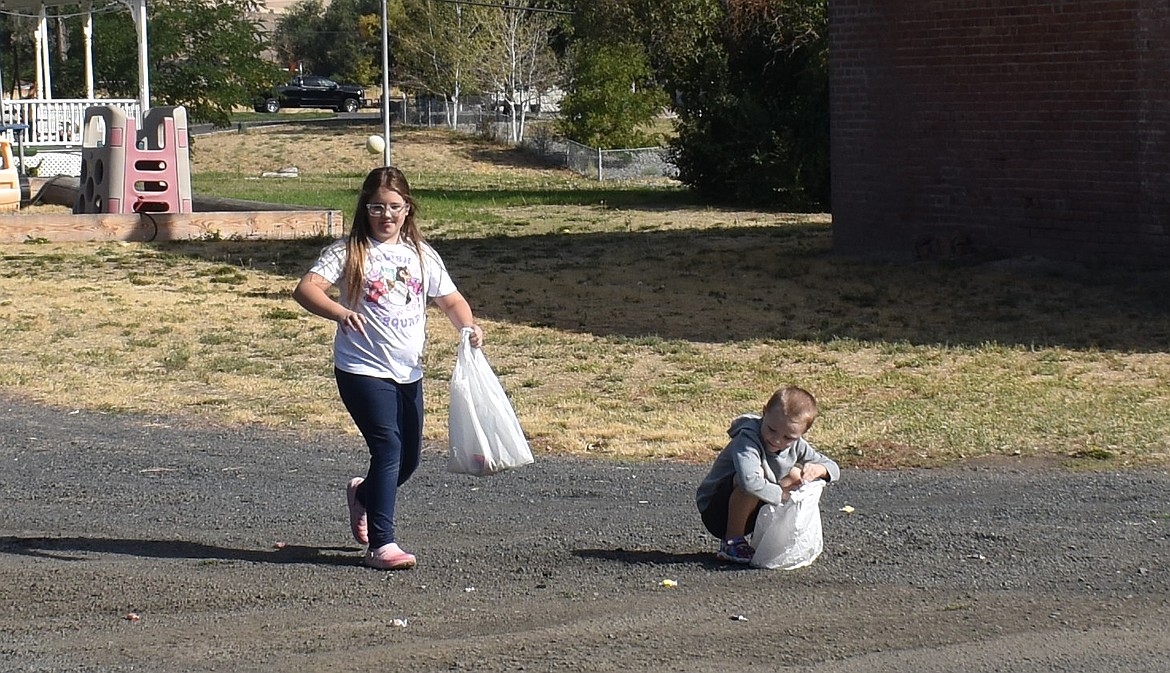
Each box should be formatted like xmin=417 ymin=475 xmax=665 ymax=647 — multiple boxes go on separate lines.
xmin=1 ymin=395 xmax=1168 ymax=672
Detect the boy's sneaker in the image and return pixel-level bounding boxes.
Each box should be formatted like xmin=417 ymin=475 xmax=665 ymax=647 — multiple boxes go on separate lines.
xmin=717 ymin=536 xmax=754 ymax=564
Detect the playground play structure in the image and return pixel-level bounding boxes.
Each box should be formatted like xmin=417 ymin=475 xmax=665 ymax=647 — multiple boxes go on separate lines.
xmin=74 ymin=105 xmax=193 ymax=215
xmin=1 ymin=101 xmax=340 ymax=243
xmin=0 ymin=1 xmax=339 ymax=241
xmin=0 ymin=135 xmax=21 ymax=211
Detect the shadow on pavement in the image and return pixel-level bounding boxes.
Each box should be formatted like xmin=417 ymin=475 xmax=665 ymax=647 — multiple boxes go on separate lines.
xmin=574 ymin=547 xmax=727 ymax=568
xmin=0 ymin=535 xmax=358 ymax=566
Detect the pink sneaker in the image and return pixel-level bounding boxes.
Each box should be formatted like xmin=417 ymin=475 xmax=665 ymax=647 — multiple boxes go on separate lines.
xmin=364 ymin=543 xmax=416 ymax=570
xmin=346 ymin=477 xmax=368 ymax=544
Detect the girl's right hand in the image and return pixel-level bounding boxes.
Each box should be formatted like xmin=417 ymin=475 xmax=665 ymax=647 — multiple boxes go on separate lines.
xmin=339 ymin=311 xmax=367 ymax=336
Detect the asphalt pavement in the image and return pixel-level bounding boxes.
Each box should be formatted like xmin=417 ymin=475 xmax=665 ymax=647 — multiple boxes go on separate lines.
xmin=1 ymin=395 xmax=1168 ymax=672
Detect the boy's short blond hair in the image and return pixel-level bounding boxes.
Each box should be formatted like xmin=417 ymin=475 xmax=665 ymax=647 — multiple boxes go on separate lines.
xmin=763 ymin=385 xmax=819 ymax=431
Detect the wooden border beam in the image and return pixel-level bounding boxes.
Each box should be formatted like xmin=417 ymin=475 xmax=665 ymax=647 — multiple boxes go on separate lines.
xmin=0 ymin=210 xmax=342 ymax=243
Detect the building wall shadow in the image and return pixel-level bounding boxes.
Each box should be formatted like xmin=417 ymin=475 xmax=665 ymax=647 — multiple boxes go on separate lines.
xmin=428 ymin=225 xmax=1170 ymax=352
xmin=157 ymin=222 xmax=1170 ymax=353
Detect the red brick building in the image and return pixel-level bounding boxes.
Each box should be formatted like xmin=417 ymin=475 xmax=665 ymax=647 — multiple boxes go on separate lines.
xmin=829 ymin=1 xmax=1170 ymax=266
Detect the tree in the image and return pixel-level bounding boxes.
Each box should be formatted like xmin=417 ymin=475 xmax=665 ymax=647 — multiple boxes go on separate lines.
xmin=564 ymin=0 xmax=714 ymax=91
xmin=565 ymin=0 xmax=829 ymax=206
xmin=475 ymin=1 xmax=564 ymax=142
xmin=662 ymin=0 xmax=830 ymax=207
xmin=558 ymin=0 xmax=702 ymax=149
xmin=272 ymin=0 xmax=328 ymax=75
xmin=272 ymin=0 xmax=381 ymax=85
xmin=558 ymin=41 xmax=667 ymax=149
xmin=393 ymin=0 xmax=492 ymax=128
xmin=37 ymin=0 xmax=279 ymax=127
xmin=147 ymin=0 xmax=283 ymax=126
xmin=1 ymin=14 xmax=37 ymax=98
xmin=317 ymin=0 xmax=381 ymax=84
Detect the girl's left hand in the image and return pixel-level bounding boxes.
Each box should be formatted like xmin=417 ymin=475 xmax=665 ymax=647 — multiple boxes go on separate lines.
xmin=466 ymin=324 xmax=484 ymax=348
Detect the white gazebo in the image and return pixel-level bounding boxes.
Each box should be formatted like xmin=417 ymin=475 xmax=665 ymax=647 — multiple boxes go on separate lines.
xmin=0 ymin=0 xmax=148 ymax=153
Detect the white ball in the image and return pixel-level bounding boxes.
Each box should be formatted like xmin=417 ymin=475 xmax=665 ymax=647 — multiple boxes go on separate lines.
xmin=365 ymin=134 xmax=385 ymax=155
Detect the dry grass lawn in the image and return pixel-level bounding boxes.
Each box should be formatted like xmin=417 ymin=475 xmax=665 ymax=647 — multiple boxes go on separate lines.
xmin=2 ymin=123 xmax=1169 ymax=470
xmin=191 ymin=123 xmax=568 ymax=180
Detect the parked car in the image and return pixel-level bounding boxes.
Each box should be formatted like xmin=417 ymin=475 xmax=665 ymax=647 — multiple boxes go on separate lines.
xmin=254 ymin=75 xmax=366 ymax=114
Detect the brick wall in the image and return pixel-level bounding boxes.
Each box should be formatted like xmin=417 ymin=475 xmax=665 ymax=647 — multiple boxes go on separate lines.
xmin=829 ymin=1 xmax=1170 ymax=266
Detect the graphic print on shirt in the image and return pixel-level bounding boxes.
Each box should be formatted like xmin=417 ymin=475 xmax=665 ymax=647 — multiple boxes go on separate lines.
xmin=362 ymin=249 xmax=425 ymax=329
xmin=396 ymin=266 xmax=423 ymax=300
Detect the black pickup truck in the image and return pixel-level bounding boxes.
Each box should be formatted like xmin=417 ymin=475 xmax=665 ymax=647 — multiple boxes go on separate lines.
xmin=254 ymin=76 xmax=367 ymax=114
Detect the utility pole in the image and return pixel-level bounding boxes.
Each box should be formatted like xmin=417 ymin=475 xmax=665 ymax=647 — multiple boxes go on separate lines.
xmin=380 ymin=0 xmax=391 ymax=166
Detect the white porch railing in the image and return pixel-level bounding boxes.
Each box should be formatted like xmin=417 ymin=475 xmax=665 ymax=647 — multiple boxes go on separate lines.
xmin=1 ymin=98 xmax=141 ymax=147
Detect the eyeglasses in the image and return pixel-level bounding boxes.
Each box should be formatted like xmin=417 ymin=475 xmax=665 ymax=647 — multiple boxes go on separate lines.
xmin=366 ymin=202 xmax=408 ymax=217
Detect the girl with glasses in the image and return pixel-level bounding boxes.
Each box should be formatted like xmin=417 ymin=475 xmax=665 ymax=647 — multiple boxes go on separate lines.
xmin=293 ymin=166 xmax=484 ymax=570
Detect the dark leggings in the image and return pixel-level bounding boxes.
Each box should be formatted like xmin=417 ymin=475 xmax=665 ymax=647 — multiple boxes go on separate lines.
xmin=335 ymin=369 xmax=423 ymax=547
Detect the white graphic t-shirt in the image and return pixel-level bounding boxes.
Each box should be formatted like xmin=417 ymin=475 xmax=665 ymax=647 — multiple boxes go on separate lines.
xmin=309 ymin=238 xmax=456 ymax=382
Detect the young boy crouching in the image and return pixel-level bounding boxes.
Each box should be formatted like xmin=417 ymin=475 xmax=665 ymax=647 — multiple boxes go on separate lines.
xmin=696 ymin=385 xmax=840 ymax=564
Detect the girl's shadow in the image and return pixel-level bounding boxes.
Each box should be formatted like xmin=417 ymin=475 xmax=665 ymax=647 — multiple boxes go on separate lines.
xmin=0 ymin=535 xmax=358 ymax=566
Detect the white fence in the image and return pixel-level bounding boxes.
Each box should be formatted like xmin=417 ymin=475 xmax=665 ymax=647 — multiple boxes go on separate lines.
xmin=1 ymin=98 xmax=141 ymax=147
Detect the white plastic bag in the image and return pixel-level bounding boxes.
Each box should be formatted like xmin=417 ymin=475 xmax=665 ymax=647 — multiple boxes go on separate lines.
xmin=447 ymin=328 xmax=534 ymax=476
xmin=749 ymin=480 xmax=826 ymax=570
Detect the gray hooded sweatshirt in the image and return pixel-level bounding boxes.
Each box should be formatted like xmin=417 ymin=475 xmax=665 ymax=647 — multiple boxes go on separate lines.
xmin=695 ymin=414 xmax=841 ymax=513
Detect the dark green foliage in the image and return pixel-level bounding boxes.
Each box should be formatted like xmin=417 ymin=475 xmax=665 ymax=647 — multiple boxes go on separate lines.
xmin=666 ymin=0 xmax=829 ymax=208
xmin=566 ymin=0 xmax=829 ymax=208
xmin=315 ymin=0 xmax=381 ymax=85
xmin=558 ymin=42 xmax=668 ymax=149
xmin=272 ymin=0 xmax=382 ymax=86
xmin=24 ymin=0 xmax=281 ymax=127
xmin=272 ymin=0 xmax=329 ymax=75
xmin=147 ymin=0 xmax=285 ymax=127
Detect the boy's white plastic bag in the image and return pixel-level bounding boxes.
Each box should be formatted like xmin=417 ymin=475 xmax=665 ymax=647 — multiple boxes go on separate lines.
xmin=750 ymin=480 xmax=826 ymax=570
xmin=447 ymin=328 xmax=534 ymax=476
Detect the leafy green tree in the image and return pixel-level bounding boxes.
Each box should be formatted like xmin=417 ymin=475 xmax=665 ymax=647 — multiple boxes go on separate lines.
xmin=273 ymin=0 xmax=380 ymax=85
xmin=663 ymin=0 xmax=830 ymax=207
xmin=272 ymin=0 xmax=328 ymax=75
xmin=558 ymin=41 xmax=666 ymax=149
xmin=559 ymin=0 xmax=695 ymax=149
xmin=147 ymin=0 xmax=283 ymax=125
xmin=392 ymin=0 xmax=492 ymax=127
xmin=43 ymin=0 xmax=280 ymax=127
xmin=317 ymin=0 xmax=381 ymax=84
xmin=567 ymin=0 xmax=829 ymax=207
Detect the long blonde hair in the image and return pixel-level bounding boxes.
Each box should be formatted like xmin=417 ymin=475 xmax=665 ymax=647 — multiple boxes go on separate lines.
xmin=342 ymin=166 xmax=425 ymax=307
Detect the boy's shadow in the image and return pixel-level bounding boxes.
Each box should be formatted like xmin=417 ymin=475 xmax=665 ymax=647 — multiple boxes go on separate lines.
xmin=0 ymin=535 xmax=358 ymax=567
xmin=574 ymin=548 xmax=733 ymax=570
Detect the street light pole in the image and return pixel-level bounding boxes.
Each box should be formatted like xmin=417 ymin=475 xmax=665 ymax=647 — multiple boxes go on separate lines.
xmin=380 ymin=0 xmax=391 ymax=166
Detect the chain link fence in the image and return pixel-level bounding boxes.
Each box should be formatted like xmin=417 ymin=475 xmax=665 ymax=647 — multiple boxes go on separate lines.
xmin=470 ymin=120 xmax=677 ymax=182
xmin=392 ymin=101 xmax=678 ymax=181
xmin=562 ymin=138 xmax=677 ymax=181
